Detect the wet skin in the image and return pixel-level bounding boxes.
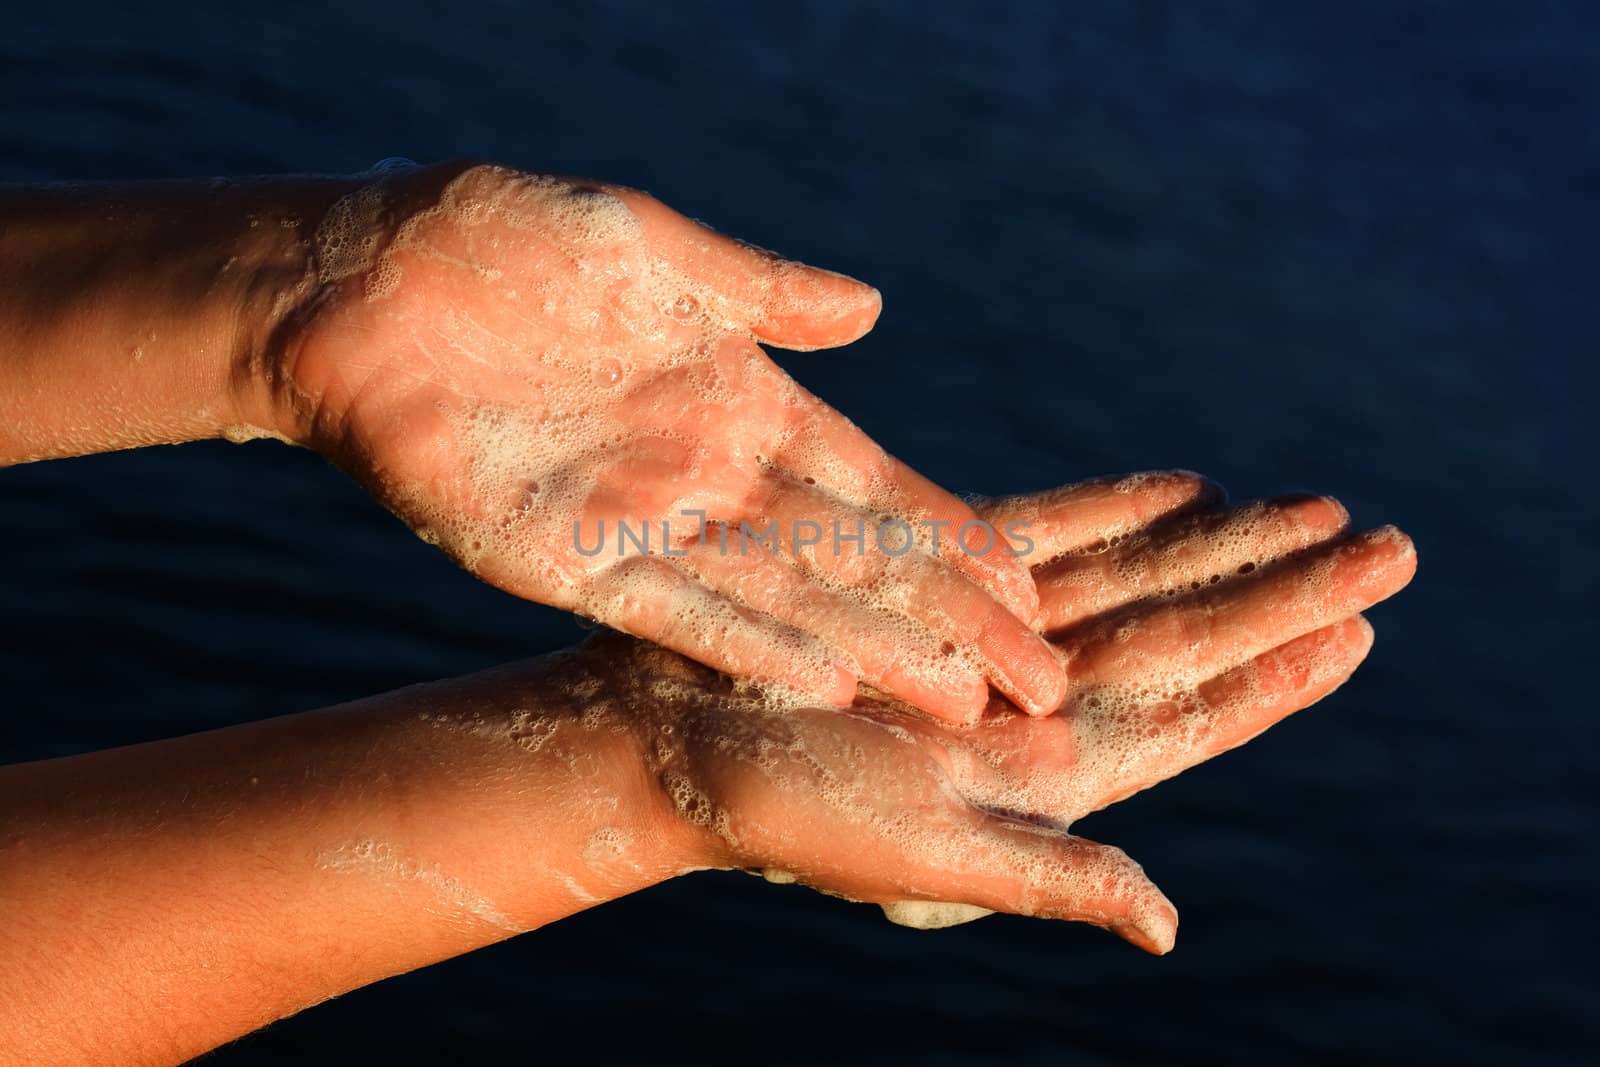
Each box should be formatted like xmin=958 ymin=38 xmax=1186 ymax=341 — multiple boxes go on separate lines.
xmin=0 ymin=167 xmax=1417 ymax=1063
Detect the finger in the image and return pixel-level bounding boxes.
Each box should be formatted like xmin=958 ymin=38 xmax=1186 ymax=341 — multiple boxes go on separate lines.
xmin=978 ymin=470 xmax=1222 ymax=564
xmin=672 ymin=533 xmax=992 ymax=724
xmin=767 ymin=388 xmax=1042 ymax=626
xmin=583 ymin=555 xmax=857 ymax=705
xmin=1058 ymin=526 xmax=1415 ymax=693
xmin=872 ymin=820 xmax=1177 ymax=954
xmin=1191 ymin=614 xmax=1374 ymax=753
xmin=1070 ymin=616 xmax=1375 ymax=813
xmin=881 ymin=460 xmax=1044 ymax=627
xmin=607 ymin=186 xmax=882 ymax=350
xmin=742 ymin=471 xmax=1067 ymax=715
xmin=1035 ymin=494 xmax=1350 ymax=633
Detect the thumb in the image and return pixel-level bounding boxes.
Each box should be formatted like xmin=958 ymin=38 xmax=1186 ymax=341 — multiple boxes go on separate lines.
xmin=608 ymin=185 xmax=882 ymax=350
xmin=869 ymin=814 xmax=1179 ymax=954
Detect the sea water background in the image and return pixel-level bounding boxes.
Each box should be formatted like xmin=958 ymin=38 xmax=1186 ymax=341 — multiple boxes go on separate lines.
xmin=0 ymin=2 xmax=1593 ymax=1062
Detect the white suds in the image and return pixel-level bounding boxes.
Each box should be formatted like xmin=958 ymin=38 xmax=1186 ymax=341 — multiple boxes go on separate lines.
xmin=879 ymin=900 xmax=995 ymax=929
xmin=318 ymin=838 xmax=519 ymax=931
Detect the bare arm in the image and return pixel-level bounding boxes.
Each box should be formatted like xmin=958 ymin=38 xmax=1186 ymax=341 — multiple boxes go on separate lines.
xmin=0 ymin=656 xmax=694 ymax=1066
xmin=0 ymin=177 xmax=361 ymax=462
xmin=0 ymin=479 xmax=1415 ymax=1066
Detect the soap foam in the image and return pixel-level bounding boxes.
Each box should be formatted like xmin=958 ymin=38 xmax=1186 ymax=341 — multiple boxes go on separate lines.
xmin=318 ymin=838 xmax=519 ymax=931
xmin=879 ymin=900 xmax=994 ymax=929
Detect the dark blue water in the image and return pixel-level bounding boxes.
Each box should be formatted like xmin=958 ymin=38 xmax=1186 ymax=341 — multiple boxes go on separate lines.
xmin=2 ymin=2 xmax=1594 ymax=1062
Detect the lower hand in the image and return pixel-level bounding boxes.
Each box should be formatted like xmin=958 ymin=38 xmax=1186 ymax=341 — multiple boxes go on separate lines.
xmin=585 ymin=474 xmax=1416 ymax=952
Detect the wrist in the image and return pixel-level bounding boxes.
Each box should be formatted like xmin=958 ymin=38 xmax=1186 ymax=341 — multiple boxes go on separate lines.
xmin=226 ymin=175 xmax=372 ymax=449
xmin=250 ymin=160 xmax=489 ymax=454
xmin=396 ymin=646 xmax=722 ymax=928
xmin=574 ymin=645 xmax=734 ymax=879
xmin=576 ymin=635 xmax=743 ymax=874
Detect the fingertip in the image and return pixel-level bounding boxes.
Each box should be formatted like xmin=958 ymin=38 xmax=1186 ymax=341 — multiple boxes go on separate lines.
xmin=1193 ymin=474 xmax=1227 ymax=507
xmin=989 ymin=631 xmax=1070 ymax=717
xmin=1164 ymin=469 xmax=1226 ymax=509
xmin=1309 ymin=615 xmax=1375 ymax=677
xmin=777 ymin=657 xmax=858 ymax=708
xmin=1021 ymin=661 xmax=1070 ymax=718
xmin=1117 ymin=897 xmax=1180 ymax=955
xmin=827 ymin=272 xmax=881 ymax=316
xmin=1352 ymin=525 xmax=1419 ymax=597
xmin=854 ymin=281 xmax=884 ymax=329
xmin=755 ymin=264 xmax=883 ymax=351
xmin=1124 ymin=469 xmax=1225 ymax=517
xmin=1380 ymin=524 xmax=1418 ymax=574
xmin=1323 ymin=494 xmax=1352 ymax=530
xmin=957 ymin=673 xmax=995 ymax=724
xmin=896 ymin=663 xmax=990 ymax=725
xmin=1110 ymin=862 xmax=1178 ymax=955
xmin=1350 ymin=613 xmax=1376 ymax=654
xmin=820 ymin=661 xmax=860 ymax=708
xmin=1277 ymin=493 xmax=1351 ymax=536
xmin=929 ymin=680 xmax=992 ymax=727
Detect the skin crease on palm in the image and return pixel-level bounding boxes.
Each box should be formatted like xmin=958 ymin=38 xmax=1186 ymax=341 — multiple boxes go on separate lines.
xmin=438 ymin=472 xmax=1416 ymax=955
xmin=274 ymin=161 xmax=1064 ymax=723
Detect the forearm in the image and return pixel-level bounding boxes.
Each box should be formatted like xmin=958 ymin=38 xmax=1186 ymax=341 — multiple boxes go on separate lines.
xmin=0 ymin=177 xmax=360 ymax=464
xmin=0 ymin=655 xmax=694 ymax=1066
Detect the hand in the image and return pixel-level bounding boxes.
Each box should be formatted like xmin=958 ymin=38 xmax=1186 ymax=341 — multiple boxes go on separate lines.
xmin=583 ymin=474 xmax=1416 ymax=952
xmin=273 ymin=161 xmax=1062 ymax=721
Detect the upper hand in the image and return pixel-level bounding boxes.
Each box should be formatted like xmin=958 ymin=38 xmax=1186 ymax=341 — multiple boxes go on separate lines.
xmin=273 ymin=161 xmax=1061 ymax=721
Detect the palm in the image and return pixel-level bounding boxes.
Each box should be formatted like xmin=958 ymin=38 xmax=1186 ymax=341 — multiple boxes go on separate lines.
xmin=284 ymin=162 xmax=1062 ymax=721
